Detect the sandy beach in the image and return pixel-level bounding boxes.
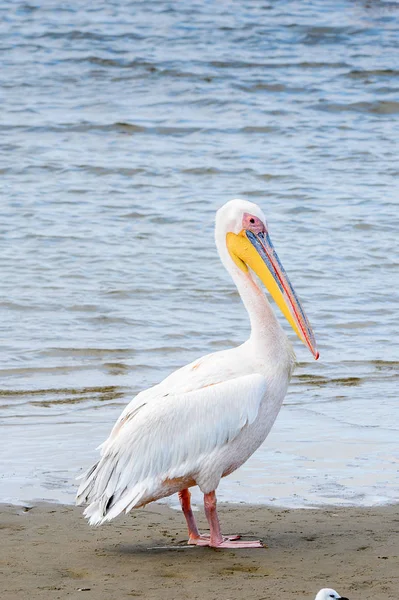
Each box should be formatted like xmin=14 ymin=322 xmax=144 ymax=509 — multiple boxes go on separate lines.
xmin=1 ymin=502 xmax=397 ymax=600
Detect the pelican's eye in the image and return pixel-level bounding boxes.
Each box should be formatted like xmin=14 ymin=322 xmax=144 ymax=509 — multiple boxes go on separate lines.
xmin=329 ymin=595 xmax=335 ymax=598
xmin=242 ymin=212 xmax=266 ymax=234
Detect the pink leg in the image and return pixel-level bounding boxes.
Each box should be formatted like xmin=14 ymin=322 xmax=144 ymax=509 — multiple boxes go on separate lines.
xmin=200 ymin=491 xmax=263 ymax=549
xmin=178 ymin=488 xmax=240 ymax=545
xmin=178 ymin=489 xmax=200 ymax=542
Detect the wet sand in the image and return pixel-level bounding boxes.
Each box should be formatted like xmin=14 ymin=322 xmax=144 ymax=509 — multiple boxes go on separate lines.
xmin=1 ymin=502 xmax=398 ymax=600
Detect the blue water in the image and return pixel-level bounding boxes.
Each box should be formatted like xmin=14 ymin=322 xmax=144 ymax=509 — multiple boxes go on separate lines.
xmin=0 ymin=0 xmax=398 ymax=508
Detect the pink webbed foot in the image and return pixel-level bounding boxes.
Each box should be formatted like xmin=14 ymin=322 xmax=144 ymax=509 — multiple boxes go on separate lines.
xmin=212 ymin=538 xmax=263 ymax=549
xmin=188 ymin=534 xmax=241 ymax=546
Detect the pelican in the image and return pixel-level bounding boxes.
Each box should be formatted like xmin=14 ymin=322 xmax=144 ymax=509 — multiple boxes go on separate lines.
xmin=315 ymin=590 xmax=349 ymax=600
xmin=76 ymin=199 xmax=318 ymax=548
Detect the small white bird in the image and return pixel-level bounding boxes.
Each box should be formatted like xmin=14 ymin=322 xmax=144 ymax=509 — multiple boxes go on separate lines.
xmin=315 ymin=589 xmax=349 ymax=600
xmin=77 ymin=199 xmax=319 ymax=548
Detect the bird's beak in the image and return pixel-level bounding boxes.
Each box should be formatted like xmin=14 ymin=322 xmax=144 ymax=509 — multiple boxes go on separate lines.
xmin=226 ymin=230 xmax=319 ymax=360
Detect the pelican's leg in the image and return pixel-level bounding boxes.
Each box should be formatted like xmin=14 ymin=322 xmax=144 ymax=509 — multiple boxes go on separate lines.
xmin=178 ymin=488 xmax=240 ymax=545
xmin=202 ymin=491 xmax=263 ymax=548
xmin=178 ymin=489 xmax=201 ymax=543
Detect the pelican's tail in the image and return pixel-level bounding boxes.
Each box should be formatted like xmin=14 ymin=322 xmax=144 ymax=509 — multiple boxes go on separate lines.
xmin=75 ymin=456 xmax=149 ymax=526
xmin=75 ymin=462 xmax=98 ymax=508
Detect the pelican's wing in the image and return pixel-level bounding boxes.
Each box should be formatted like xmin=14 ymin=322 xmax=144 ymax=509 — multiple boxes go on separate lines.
xmin=76 ymin=373 xmax=267 ymax=525
xmin=99 ymin=349 xmax=240 ymax=447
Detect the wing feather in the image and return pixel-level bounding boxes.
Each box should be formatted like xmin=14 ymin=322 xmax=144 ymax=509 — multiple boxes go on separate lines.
xmin=76 ymin=373 xmax=267 ymax=524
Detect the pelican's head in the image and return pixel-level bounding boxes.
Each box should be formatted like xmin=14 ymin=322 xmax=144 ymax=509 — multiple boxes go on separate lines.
xmin=315 ymin=589 xmax=349 ymax=600
xmin=216 ymin=199 xmax=319 ymax=360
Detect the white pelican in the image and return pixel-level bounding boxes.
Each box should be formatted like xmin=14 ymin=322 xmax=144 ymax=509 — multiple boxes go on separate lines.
xmin=315 ymin=590 xmax=349 ymax=600
xmin=76 ymin=199 xmax=318 ymax=548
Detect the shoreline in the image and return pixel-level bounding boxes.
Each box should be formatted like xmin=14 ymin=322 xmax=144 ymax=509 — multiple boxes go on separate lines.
xmin=1 ymin=502 xmax=398 ymax=600
xmin=7 ymin=495 xmax=399 ymax=510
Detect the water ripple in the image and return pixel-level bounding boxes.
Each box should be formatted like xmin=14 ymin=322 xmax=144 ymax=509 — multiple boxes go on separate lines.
xmin=0 ymin=0 xmax=398 ymax=508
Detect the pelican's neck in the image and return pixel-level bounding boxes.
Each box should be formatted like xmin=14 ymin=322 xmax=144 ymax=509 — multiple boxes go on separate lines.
xmin=231 ymin=266 xmax=280 ymax=344
xmin=234 ymin=267 xmax=295 ymax=369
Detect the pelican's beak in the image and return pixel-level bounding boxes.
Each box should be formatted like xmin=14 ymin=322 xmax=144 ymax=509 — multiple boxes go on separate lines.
xmin=226 ymin=230 xmax=319 ymax=360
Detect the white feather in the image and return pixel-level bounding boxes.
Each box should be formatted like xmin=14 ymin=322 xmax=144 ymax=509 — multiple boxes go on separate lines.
xmin=77 ymin=374 xmax=267 ymax=524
